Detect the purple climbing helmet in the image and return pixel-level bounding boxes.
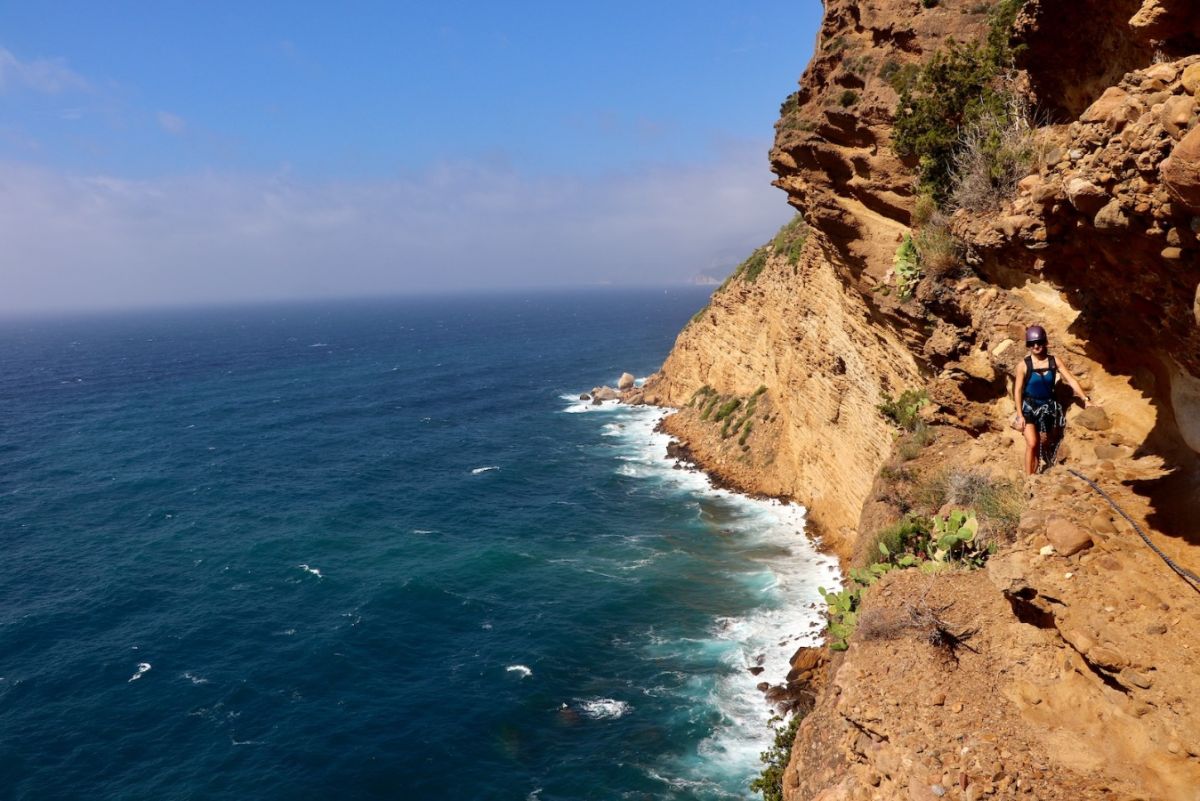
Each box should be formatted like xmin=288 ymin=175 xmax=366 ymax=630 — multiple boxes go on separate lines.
xmin=1025 ymin=325 xmax=1047 ymax=344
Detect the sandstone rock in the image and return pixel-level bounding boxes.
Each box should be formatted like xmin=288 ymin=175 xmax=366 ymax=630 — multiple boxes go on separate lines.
xmin=1143 ymin=62 xmax=1179 ymax=84
xmin=1045 ymin=517 xmax=1094 ymax=556
xmin=1120 ymin=668 xmax=1154 ymax=690
xmin=1159 ymin=95 xmax=1196 ymax=140
xmin=1163 ymin=126 xmax=1200 ymax=211
xmin=591 ymin=386 xmax=620 ymax=401
xmin=1065 ymin=178 xmax=1108 ymax=215
xmin=1184 ymin=63 xmax=1200 ymax=96
xmin=1075 ymin=406 xmax=1111 ymax=430
xmin=790 ymin=645 xmax=824 ymax=673
xmin=1081 ymin=87 xmax=1129 ymax=124
xmin=579 ymin=393 xmax=591 ymax=400
xmin=1162 ymin=246 xmax=1184 ymax=259
xmin=992 ymin=338 xmax=1015 ymax=357
xmin=1094 ymin=199 xmax=1130 ymax=229
xmin=1088 ymin=645 xmax=1129 ymax=670
xmin=617 ymin=372 xmax=635 ymax=390
xmin=1129 ymin=0 xmax=1172 ymax=40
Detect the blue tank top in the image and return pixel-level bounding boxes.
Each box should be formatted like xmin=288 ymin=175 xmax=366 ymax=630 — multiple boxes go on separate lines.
xmin=1024 ymin=355 xmax=1056 ymax=400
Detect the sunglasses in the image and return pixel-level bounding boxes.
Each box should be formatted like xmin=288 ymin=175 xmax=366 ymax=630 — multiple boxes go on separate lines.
xmin=1026 ymin=340 xmax=1047 ymax=348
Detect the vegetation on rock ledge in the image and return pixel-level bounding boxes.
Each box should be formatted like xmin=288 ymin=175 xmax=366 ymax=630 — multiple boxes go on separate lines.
xmin=892 ymin=0 xmax=1028 ymax=202
xmin=751 ymin=712 xmax=805 ymax=801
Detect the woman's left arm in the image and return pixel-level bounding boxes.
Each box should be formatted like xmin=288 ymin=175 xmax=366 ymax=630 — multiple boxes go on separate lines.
xmin=1058 ymin=360 xmax=1094 ymax=407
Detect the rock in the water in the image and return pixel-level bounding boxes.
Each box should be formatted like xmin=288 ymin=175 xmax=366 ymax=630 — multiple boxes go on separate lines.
xmin=579 ymin=393 xmax=591 ymax=401
xmin=617 ymin=372 xmax=635 ymax=390
xmin=1045 ymin=517 xmax=1094 ymax=557
xmin=591 ymin=386 xmax=620 ymax=401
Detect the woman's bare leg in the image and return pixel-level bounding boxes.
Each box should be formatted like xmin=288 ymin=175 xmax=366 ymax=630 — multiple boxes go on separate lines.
xmin=1023 ymin=423 xmax=1039 ymax=475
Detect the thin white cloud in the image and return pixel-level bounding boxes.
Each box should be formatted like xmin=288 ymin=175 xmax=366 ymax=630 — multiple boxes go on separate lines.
xmin=0 ymin=46 xmax=89 ymax=94
xmin=157 ymin=111 xmax=187 ymax=135
xmin=0 ymin=142 xmax=792 ymax=314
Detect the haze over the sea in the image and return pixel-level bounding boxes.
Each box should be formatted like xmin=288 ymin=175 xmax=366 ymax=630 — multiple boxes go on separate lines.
xmin=2 ymin=2 xmax=820 ymax=315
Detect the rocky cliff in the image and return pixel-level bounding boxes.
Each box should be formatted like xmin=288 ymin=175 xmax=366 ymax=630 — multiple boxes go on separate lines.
xmin=643 ymin=1 xmax=1200 ymax=798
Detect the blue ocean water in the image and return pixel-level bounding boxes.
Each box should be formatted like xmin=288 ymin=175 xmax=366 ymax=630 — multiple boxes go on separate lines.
xmin=0 ymin=289 xmax=838 ymax=801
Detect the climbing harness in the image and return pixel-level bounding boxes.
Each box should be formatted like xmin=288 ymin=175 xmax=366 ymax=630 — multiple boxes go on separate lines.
xmin=1066 ymin=467 xmax=1200 ymax=593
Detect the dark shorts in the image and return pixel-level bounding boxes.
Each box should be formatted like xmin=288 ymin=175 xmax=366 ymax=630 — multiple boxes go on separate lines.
xmin=1022 ymin=397 xmax=1065 ymax=435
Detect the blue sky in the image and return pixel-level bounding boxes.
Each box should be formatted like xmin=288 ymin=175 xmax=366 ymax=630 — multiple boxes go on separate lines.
xmin=1 ymin=2 xmax=821 ymax=313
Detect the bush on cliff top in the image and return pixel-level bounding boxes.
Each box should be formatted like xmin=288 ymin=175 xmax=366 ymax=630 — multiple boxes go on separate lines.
xmin=720 ymin=215 xmax=809 ymax=288
xmin=892 ymin=0 xmax=1027 ymax=202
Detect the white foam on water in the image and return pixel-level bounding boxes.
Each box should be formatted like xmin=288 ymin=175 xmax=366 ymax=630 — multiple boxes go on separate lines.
xmin=411 ymin=529 xmax=436 ymax=535
xmin=182 ymin=672 xmax=209 ymax=685
xmin=559 ymin=393 xmax=622 ymax=414
xmin=128 ymin=662 xmax=152 ymax=682
xmin=569 ymin=396 xmax=842 ymax=794
xmin=298 ymin=564 xmax=323 ymax=579
xmin=577 ymin=698 xmax=632 ymax=720
xmin=471 ymin=465 xmax=499 ymax=474
xmin=506 ymin=664 xmax=533 ymax=679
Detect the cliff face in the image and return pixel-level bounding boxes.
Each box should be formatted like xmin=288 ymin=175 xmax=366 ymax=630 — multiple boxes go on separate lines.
xmin=642 ymin=236 xmax=921 ymax=558
xmin=646 ymin=1 xmax=1200 ymax=799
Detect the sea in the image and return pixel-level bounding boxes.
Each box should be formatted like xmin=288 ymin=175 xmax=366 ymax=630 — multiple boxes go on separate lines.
xmin=0 ymin=288 xmax=839 ymax=801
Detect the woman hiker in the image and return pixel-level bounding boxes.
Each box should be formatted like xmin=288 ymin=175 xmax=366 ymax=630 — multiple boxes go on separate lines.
xmin=1012 ymin=325 xmax=1094 ymax=475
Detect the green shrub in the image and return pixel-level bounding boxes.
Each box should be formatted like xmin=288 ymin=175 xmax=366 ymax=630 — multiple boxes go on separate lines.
xmin=949 ymin=101 xmax=1039 ymax=211
xmin=915 ymin=217 xmax=962 ymax=277
xmin=893 ymin=235 xmax=921 ymax=298
xmin=892 ymin=1 xmax=1026 ymax=201
xmin=912 ymin=192 xmax=938 ymax=228
xmin=878 ymin=388 xmax=928 ymax=432
xmin=838 ymin=89 xmax=860 ymax=108
xmin=739 ymin=420 xmax=755 ymax=446
xmin=741 ymin=249 xmax=769 ymax=283
xmin=714 ymin=398 xmax=742 ymax=422
xmin=771 ymin=216 xmax=809 ymax=265
xmin=700 ymin=395 xmax=721 ymax=421
xmin=751 ymin=713 xmax=804 ymax=801
xmin=689 ymin=305 xmax=710 ymax=326
xmin=688 ymin=385 xmax=716 ymax=408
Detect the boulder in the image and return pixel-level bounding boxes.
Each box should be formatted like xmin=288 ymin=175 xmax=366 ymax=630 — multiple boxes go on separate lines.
xmin=1159 ymin=95 xmax=1196 ymax=140
xmin=617 ymin=372 xmax=635 ymax=390
xmin=789 ymin=646 xmax=824 ymax=673
xmin=1065 ymin=178 xmax=1109 ymax=215
xmin=1080 ymin=87 xmax=1129 ymax=123
xmin=591 ymin=386 xmax=620 ymax=401
xmin=1161 ymin=126 xmax=1200 ymax=212
xmin=1094 ymin=199 xmax=1130 ymax=230
xmin=1184 ymin=63 xmax=1200 ymax=96
xmin=1045 ymin=517 xmax=1094 ymax=557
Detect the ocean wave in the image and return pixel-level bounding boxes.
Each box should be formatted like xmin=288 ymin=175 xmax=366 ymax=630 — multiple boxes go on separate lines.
xmin=505 ymin=664 xmax=532 ymax=679
xmin=182 ymin=672 xmax=209 ymax=685
xmin=568 ymin=395 xmax=842 ymax=792
xmin=578 ymin=698 xmax=631 ymax=720
xmin=471 ymin=465 xmax=499 ymax=474
xmin=298 ymin=564 xmax=323 ymax=578
xmin=128 ymin=662 xmax=152 ymax=682
xmin=559 ymin=393 xmax=621 ymax=414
